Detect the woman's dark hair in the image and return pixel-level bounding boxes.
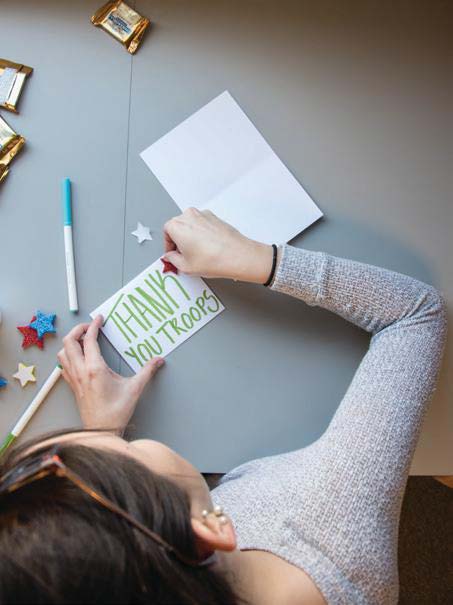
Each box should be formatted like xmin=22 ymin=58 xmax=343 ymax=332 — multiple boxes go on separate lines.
xmin=0 ymin=431 xmax=241 ymax=604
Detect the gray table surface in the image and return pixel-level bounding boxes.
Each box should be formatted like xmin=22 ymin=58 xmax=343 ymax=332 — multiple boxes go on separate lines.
xmin=0 ymin=0 xmax=451 ymax=473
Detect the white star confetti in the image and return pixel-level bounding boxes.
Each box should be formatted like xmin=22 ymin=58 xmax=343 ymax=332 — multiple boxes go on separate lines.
xmin=13 ymin=363 xmax=36 ymax=387
xmin=131 ymin=222 xmax=153 ymax=244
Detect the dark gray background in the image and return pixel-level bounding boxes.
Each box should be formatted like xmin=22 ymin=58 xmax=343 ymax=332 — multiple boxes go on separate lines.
xmin=0 ymin=0 xmax=451 ymax=472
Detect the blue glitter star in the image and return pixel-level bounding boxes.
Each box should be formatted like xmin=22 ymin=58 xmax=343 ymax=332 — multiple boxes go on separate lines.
xmin=0 ymin=377 xmax=7 ymax=388
xmin=29 ymin=310 xmax=57 ymax=339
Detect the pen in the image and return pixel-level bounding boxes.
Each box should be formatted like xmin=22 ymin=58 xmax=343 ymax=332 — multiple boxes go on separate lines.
xmin=62 ymin=178 xmax=79 ymax=313
xmin=0 ymin=365 xmax=63 ymax=456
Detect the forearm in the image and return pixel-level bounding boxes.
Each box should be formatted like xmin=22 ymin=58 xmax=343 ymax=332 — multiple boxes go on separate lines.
xmin=270 ymin=245 xmax=444 ymax=335
xmin=269 ymin=245 xmax=447 ymax=546
xmin=229 ymin=239 xmax=275 ymax=284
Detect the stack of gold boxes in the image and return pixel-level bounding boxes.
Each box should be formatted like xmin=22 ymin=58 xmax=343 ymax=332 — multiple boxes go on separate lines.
xmin=0 ymin=59 xmax=33 ymax=184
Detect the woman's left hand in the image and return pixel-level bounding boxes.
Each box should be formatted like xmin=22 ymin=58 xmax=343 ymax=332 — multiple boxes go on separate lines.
xmin=57 ymin=315 xmax=164 ymax=432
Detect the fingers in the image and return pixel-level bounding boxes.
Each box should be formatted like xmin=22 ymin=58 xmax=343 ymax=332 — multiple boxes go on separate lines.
xmin=83 ymin=315 xmax=105 ymax=366
xmin=64 ymin=322 xmax=90 ymax=343
xmin=164 ymin=216 xmax=183 ymax=253
xmin=57 ymin=348 xmax=70 ymax=372
xmin=57 ymin=348 xmax=75 ymax=389
xmin=164 ymin=209 xmax=200 ymax=252
xmin=62 ymin=323 xmax=90 ymax=368
xmin=164 ymin=225 xmax=177 ymax=253
xmin=131 ymin=357 xmax=165 ymax=395
xmin=162 ymin=250 xmax=187 ymax=273
xmin=59 ymin=316 xmax=107 ymax=379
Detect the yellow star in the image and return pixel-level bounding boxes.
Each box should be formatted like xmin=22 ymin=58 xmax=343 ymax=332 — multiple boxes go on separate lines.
xmin=13 ymin=363 xmax=36 ymax=387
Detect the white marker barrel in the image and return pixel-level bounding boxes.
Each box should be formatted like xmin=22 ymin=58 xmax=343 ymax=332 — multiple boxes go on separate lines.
xmin=62 ymin=178 xmax=79 ymax=312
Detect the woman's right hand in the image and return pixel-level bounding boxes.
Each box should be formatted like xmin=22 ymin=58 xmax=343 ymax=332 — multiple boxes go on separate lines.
xmin=163 ymin=208 xmax=274 ymax=284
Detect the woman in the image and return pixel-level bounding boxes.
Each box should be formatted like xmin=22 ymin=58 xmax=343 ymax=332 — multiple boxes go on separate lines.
xmin=0 ymin=209 xmax=446 ymax=605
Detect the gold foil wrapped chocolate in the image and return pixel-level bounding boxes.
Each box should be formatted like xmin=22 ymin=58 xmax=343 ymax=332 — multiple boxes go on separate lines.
xmin=91 ymin=1 xmax=150 ymax=54
xmin=0 ymin=59 xmax=33 ymax=113
xmin=0 ymin=116 xmax=25 ymax=184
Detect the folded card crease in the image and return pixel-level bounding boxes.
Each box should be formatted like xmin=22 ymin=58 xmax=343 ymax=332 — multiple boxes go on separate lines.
xmin=140 ymin=90 xmax=323 ymax=244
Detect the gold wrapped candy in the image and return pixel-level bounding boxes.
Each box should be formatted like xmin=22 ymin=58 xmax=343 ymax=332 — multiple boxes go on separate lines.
xmin=91 ymin=1 xmax=150 ymax=54
xmin=0 ymin=59 xmax=33 ymax=113
xmin=0 ymin=116 xmax=25 ymax=184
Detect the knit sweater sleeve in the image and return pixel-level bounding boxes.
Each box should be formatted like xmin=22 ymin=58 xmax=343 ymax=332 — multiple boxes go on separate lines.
xmin=271 ymin=244 xmax=447 ymax=516
xmin=212 ymin=245 xmax=446 ymax=604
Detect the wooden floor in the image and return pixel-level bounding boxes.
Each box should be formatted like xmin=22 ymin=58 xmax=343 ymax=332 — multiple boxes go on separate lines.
xmin=204 ymin=475 xmax=453 ymax=604
xmin=434 ymin=476 xmax=453 ymax=488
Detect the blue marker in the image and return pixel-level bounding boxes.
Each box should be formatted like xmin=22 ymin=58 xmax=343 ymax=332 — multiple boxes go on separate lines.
xmin=62 ymin=178 xmax=78 ymax=312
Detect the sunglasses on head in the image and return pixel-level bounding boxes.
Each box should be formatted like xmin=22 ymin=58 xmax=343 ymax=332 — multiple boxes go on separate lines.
xmin=0 ymin=446 xmax=215 ymax=568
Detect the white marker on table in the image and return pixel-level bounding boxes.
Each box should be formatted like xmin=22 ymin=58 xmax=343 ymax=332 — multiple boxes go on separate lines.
xmin=0 ymin=365 xmax=62 ymax=456
xmin=62 ymin=178 xmax=79 ymax=312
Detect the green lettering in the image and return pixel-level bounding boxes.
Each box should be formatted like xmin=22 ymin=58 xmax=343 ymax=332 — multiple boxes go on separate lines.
xmin=139 ymin=283 xmax=175 ymax=318
xmin=104 ymin=294 xmax=133 ymax=343
xmin=110 ymin=314 xmax=133 ymax=343
xmin=148 ymin=270 xmax=191 ymax=306
xmin=144 ymin=336 xmax=163 ymax=356
xmin=123 ymin=302 xmax=148 ymax=331
xmin=124 ymin=346 xmax=144 ymax=367
xmin=128 ymin=293 xmax=162 ymax=328
xmin=169 ymin=317 xmax=187 ymax=336
xmin=111 ymin=306 xmax=139 ymax=342
xmin=156 ymin=321 xmax=176 ymax=344
xmin=138 ymin=343 xmax=152 ymax=362
xmin=189 ymin=305 xmax=202 ymax=322
xmin=181 ymin=312 xmax=194 ymax=330
xmin=195 ymin=296 xmax=208 ymax=316
xmin=203 ymin=289 xmax=221 ymax=313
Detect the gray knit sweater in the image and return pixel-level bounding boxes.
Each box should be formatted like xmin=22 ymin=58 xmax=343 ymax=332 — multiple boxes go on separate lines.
xmin=212 ymin=245 xmax=447 ymax=605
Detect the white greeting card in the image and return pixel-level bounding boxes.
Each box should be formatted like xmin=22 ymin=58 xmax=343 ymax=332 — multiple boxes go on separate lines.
xmin=141 ymin=91 xmax=323 ymax=244
xmin=91 ymin=258 xmax=224 ymax=372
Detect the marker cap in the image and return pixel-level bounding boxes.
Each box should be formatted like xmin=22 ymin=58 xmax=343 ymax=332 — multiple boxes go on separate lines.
xmin=62 ymin=178 xmax=72 ymax=226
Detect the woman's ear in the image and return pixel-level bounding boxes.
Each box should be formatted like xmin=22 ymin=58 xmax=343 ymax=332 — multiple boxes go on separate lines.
xmin=191 ymin=514 xmax=237 ymax=555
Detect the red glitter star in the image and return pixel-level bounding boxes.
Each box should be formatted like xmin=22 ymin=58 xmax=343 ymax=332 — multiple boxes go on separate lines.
xmin=160 ymin=258 xmax=178 ymax=274
xmin=17 ymin=316 xmax=44 ymax=350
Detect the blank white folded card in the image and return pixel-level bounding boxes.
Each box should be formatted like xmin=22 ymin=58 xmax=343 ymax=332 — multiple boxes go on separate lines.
xmin=141 ymin=91 xmax=323 ymax=244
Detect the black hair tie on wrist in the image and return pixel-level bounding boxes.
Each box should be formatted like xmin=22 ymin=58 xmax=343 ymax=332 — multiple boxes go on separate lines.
xmin=263 ymin=244 xmax=278 ymax=287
